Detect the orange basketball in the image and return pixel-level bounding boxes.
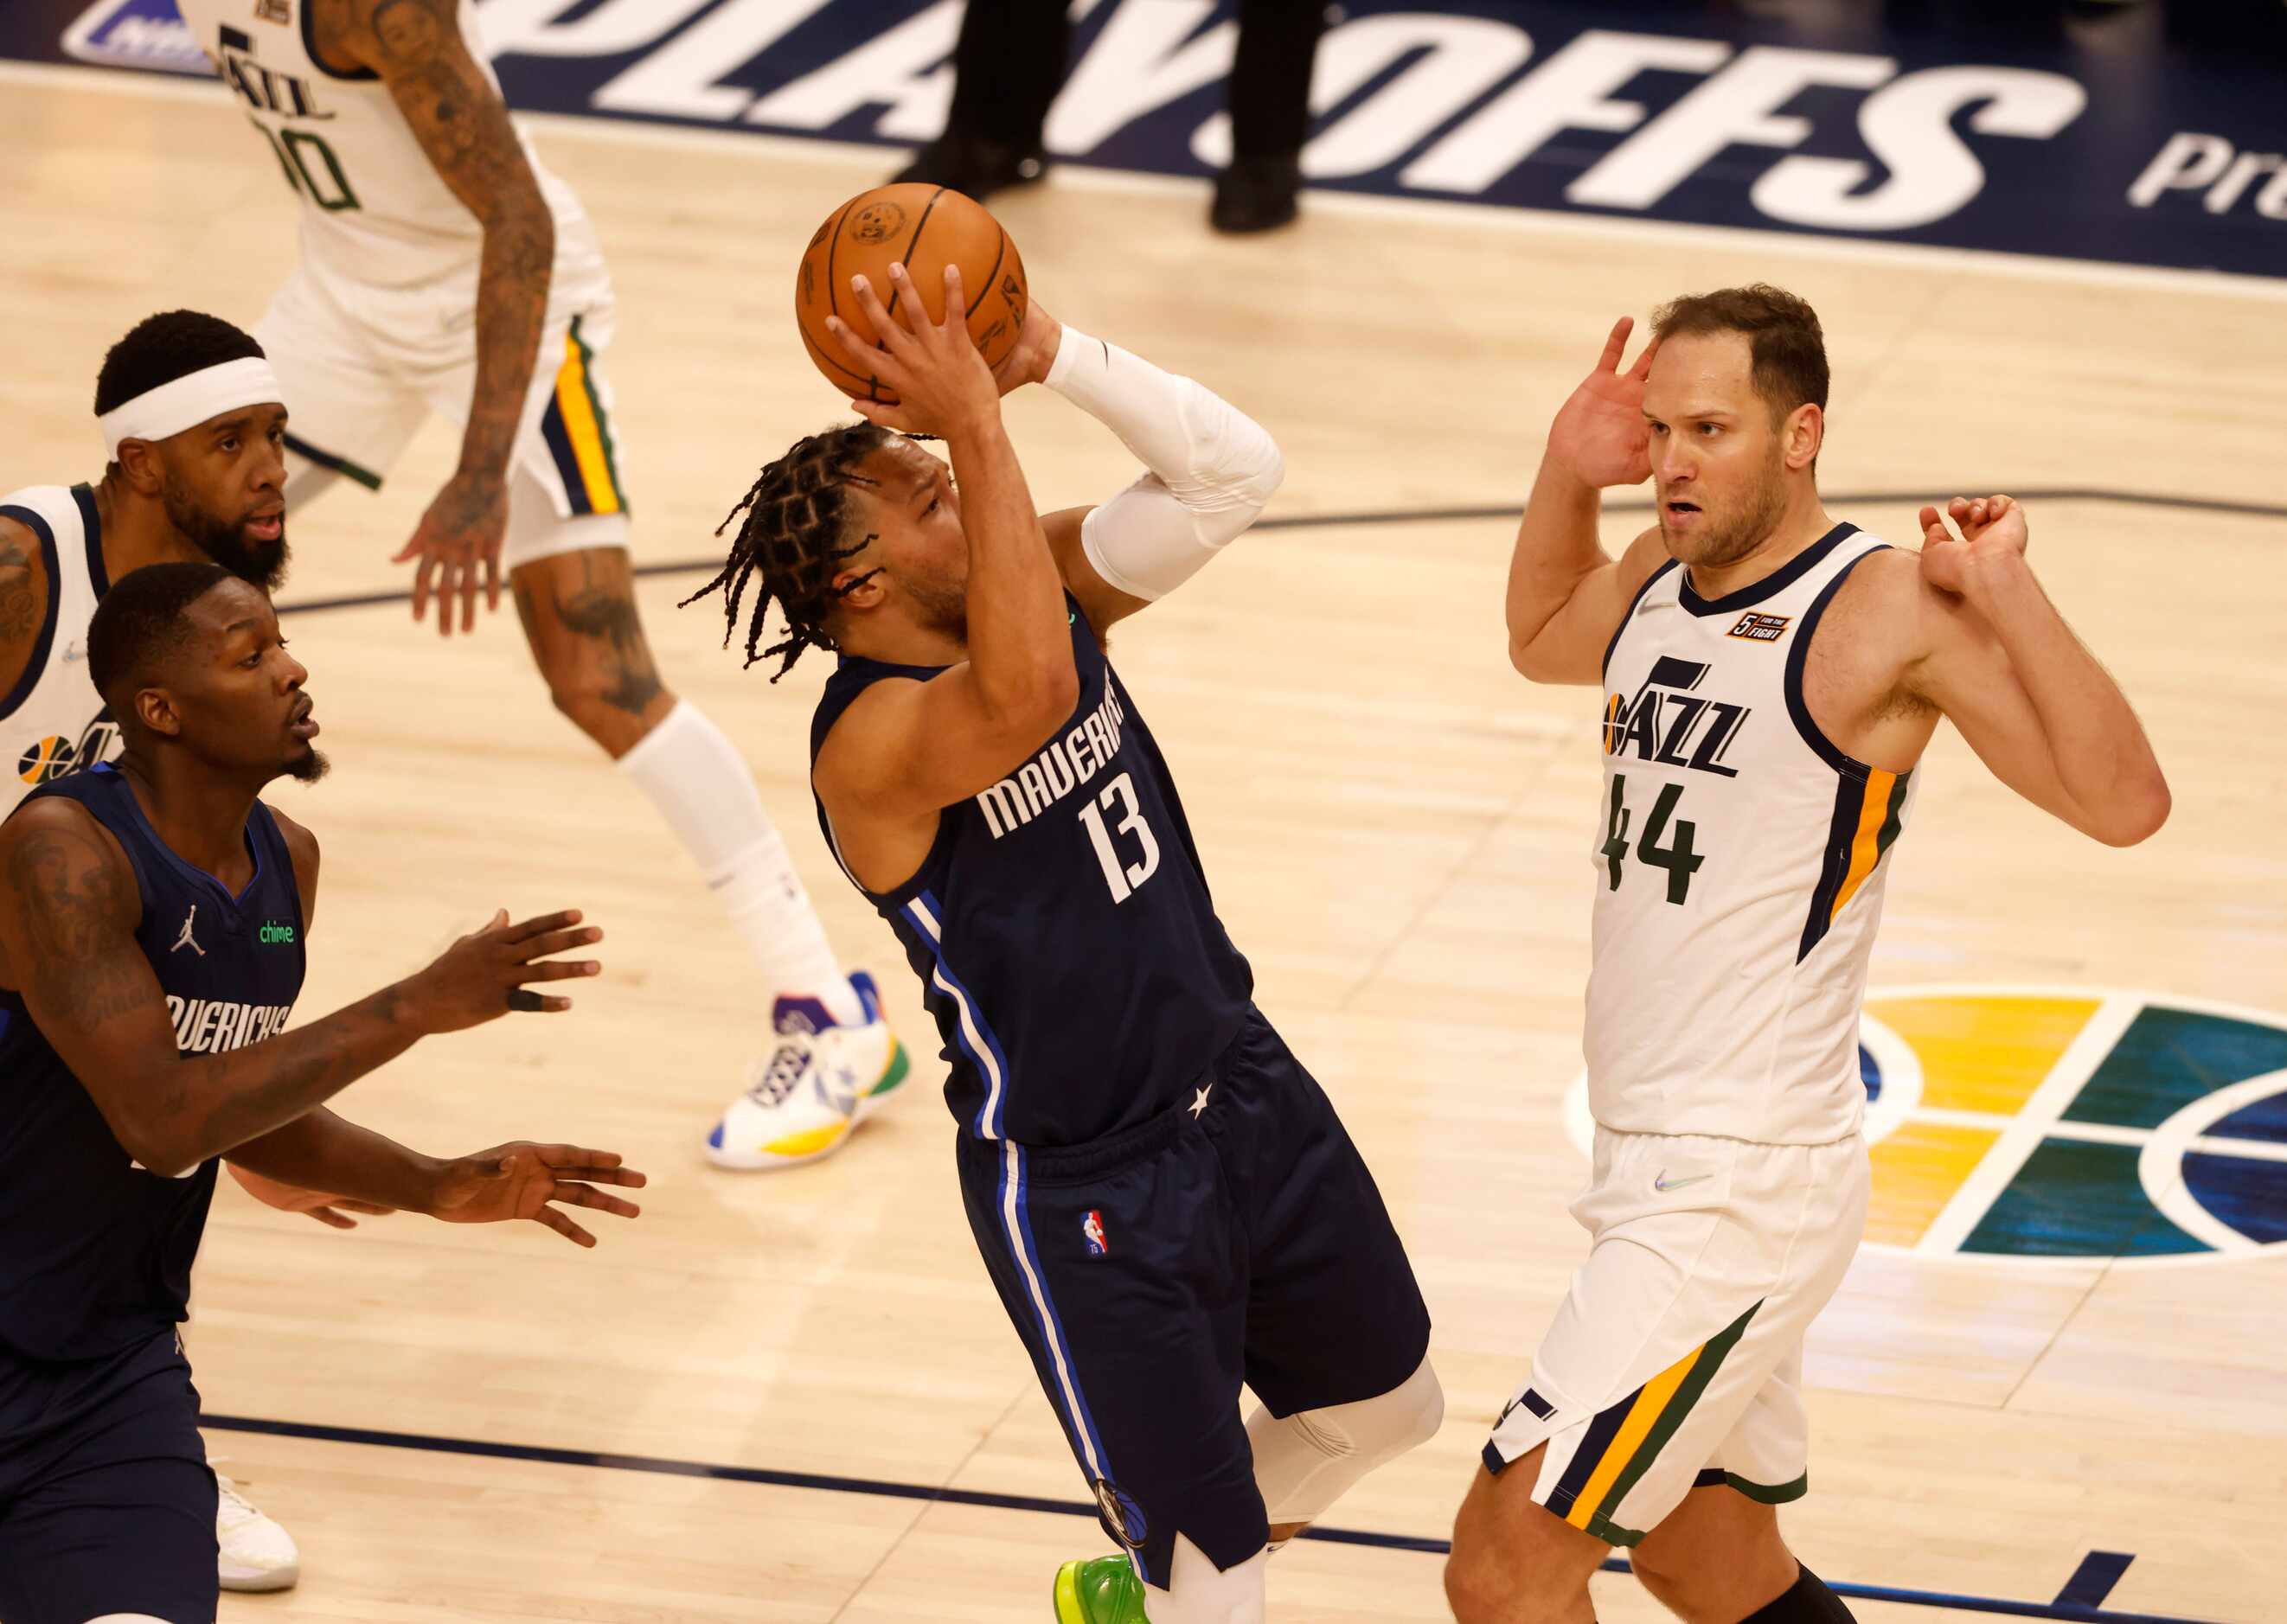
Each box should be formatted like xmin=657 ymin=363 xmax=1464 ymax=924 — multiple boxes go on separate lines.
xmin=795 ymin=182 xmax=1028 ymax=404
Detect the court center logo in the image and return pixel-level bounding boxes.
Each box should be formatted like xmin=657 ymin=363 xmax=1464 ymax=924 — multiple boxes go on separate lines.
xmin=1563 ymin=988 xmax=2287 ymax=1264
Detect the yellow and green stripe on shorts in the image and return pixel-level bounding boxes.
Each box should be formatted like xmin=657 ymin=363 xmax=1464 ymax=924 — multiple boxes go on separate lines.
xmin=1541 ymin=1301 xmax=1762 ymax=1546
xmin=539 ymin=314 xmax=629 ymax=518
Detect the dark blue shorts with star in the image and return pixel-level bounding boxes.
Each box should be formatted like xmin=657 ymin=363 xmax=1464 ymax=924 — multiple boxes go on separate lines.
xmin=952 ymin=1005 xmax=1432 ymax=1585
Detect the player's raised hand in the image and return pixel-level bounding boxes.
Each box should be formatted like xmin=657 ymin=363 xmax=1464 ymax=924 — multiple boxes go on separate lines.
xmin=400 ymin=908 xmax=603 ymax=1033
xmin=1918 ymin=495 xmax=2030 ymax=597
xmin=1547 ymin=316 xmax=1661 ymax=489
xmin=423 ymin=1141 xmax=646 ymax=1248
xmin=827 ymin=263 xmax=1000 ymax=439
xmin=395 ymin=468 xmax=509 ymax=639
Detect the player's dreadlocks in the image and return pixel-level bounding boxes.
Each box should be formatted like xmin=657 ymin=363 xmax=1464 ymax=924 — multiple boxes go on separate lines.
xmin=682 ymin=421 xmax=908 ymax=681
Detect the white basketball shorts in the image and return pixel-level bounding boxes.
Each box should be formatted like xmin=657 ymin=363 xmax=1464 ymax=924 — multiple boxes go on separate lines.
xmin=253 ymin=227 xmax=631 ymax=572
xmin=1483 ymin=1128 xmax=1869 ymax=1546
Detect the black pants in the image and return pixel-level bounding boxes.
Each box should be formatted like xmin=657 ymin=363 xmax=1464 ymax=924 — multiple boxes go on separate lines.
xmin=945 ymin=0 xmax=1329 ymax=160
xmin=0 ymin=1330 xmax=217 ymax=1624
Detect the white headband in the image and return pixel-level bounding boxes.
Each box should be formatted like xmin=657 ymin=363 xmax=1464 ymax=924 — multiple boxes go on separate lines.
xmin=98 ymin=357 xmax=285 ymax=460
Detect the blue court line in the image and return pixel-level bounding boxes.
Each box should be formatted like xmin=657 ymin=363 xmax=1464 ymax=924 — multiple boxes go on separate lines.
xmin=201 ymin=1414 xmax=2220 ymax=1624
xmin=271 ymin=486 xmax=2287 ymax=619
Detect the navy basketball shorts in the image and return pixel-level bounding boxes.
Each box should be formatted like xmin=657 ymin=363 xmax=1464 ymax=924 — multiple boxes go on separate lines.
xmin=0 ymin=1329 xmax=219 ymax=1624
xmin=953 ymin=1005 xmax=1432 ymax=1584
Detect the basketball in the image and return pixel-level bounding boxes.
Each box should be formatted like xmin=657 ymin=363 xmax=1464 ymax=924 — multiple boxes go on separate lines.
xmin=794 ymin=182 xmax=1028 ymax=403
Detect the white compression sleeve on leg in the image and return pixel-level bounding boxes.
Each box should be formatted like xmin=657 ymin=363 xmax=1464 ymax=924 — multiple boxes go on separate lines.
xmin=1044 ymin=325 xmax=1284 ymax=601
xmin=1246 ymin=1356 xmax=1445 ymax=1527
xmin=616 ymin=700 xmax=863 ymax=1026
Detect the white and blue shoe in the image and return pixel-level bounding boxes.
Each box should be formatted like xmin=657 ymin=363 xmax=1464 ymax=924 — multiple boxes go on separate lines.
xmin=705 ymin=973 xmax=910 ymax=1170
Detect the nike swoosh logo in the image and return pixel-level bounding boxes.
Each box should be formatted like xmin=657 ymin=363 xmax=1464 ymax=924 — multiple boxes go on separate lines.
xmin=1653 ymin=1171 xmax=1712 ymax=1192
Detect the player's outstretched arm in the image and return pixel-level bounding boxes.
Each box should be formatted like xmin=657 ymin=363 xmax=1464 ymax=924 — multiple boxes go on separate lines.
xmin=1904 ymin=496 xmax=2170 ymax=847
xmin=228 ymin=1113 xmax=644 ymax=1249
xmin=0 ymin=797 xmax=604 ymax=1178
xmin=324 ymin=0 xmax=555 ymax=636
xmin=1509 ymin=317 xmax=1671 ymax=686
xmin=823 ymin=265 xmax=1079 ymax=818
xmin=984 ymin=298 xmax=1283 ymax=634
xmin=227 ymin=1160 xmax=396 ymax=1230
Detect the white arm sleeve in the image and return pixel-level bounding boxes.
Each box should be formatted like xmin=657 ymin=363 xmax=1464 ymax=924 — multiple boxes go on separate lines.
xmin=1044 ymin=325 xmax=1284 ymax=602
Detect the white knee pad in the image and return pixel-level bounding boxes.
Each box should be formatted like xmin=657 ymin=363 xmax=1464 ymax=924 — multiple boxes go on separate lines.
xmin=1144 ymin=1536 xmax=1269 ymax=1624
xmin=84 ymin=1614 xmax=180 ymax=1622
xmin=1247 ymin=1355 xmax=1445 ymax=1526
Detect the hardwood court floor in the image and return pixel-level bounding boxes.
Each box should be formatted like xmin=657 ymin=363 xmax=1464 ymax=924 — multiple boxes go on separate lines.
xmin=6 ymin=61 xmax=2286 ymax=1624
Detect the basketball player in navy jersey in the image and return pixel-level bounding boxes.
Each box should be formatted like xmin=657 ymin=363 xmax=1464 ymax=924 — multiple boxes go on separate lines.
xmin=686 ymin=266 xmax=1445 ymax=1624
xmin=3 ymin=307 xmax=440 ymax=1584
xmin=0 ymin=562 xmax=643 ymax=1624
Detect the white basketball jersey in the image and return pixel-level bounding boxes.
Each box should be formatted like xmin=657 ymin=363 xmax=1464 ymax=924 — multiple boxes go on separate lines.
xmin=1586 ymin=524 xmax=1916 ymax=1146
xmin=0 ymin=485 xmax=119 ymax=809
xmin=174 ymin=0 xmax=590 ymax=292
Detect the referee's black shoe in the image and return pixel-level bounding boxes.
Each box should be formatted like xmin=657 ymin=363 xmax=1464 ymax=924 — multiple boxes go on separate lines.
xmin=1211 ymin=154 xmax=1303 ymax=234
xmin=892 ymin=135 xmax=1051 ymax=201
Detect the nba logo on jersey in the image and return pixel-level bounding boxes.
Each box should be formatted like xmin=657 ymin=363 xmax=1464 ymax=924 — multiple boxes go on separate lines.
xmin=1082 ymin=1211 xmax=1109 ymax=1256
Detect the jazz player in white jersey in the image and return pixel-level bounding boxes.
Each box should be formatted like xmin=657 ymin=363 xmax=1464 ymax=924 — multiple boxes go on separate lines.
xmin=1445 ymin=287 xmax=2170 ymax=1624
xmin=166 ymin=0 xmax=906 ymax=1164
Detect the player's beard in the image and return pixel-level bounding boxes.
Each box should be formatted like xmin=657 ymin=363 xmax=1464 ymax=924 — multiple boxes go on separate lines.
xmin=164 ymin=476 xmax=290 ymax=592
xmin=902 ymin=572 xmax=970 ymax=644
xmin=1662 ymin=444 xmax=1790 ymax=570
xmin=283 ymin=746 xmax=330 ymax=785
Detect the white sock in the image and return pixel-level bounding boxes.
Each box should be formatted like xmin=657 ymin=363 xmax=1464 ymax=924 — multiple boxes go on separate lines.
xmin=617 ymin=700 xmax=864 ymax=1026
xmin=1144 ymin=1537 xmax=1267 ymax=1624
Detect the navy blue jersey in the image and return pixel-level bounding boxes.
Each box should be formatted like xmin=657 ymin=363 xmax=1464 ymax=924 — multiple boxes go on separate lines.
xmin=810 ymin=599 xmax=1252 ymax=1148
xmin=0 ymin=764 xmax=304 ymax=1363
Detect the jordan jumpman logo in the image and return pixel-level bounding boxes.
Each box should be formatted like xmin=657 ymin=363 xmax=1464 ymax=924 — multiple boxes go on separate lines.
xmin=171 ymin=904 xmax=205 ymax=957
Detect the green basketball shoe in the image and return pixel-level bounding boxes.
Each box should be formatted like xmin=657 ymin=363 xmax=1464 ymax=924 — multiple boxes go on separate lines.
xmin=1053 ymin=1555 xmax=1149 ymax=1622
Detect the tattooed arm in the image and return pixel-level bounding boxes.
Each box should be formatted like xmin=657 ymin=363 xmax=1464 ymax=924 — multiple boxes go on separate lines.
xmin=0 ymin=515 xmax=53 ymax=700
xmin=0 ymin=796 xmax=603 ymax=1178
xmin=317 ymin=0 xmax=555 ymax=636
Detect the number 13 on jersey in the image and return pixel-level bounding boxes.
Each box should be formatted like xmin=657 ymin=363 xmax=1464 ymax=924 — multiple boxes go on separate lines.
xmin=1079 ymin=772 xmax=1162 ymax=904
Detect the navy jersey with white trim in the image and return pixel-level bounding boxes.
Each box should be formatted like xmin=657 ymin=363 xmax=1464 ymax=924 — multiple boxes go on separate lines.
xmin=0 ymin=764 xmax=304 ymax=1363
xmin=810 ymin=598 xmax=1252 ymax=1148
